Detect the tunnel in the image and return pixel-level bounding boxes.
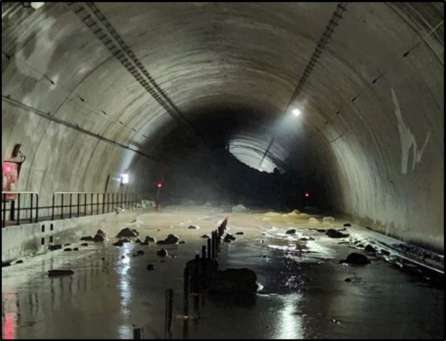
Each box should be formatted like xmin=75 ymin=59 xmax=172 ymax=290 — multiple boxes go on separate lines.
xmin=1 ymin=2 xmax=444 ymax=339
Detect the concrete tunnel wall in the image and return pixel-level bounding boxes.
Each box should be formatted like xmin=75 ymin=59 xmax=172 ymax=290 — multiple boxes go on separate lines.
xmin=1 ymin=2 xmax=444 ymax=251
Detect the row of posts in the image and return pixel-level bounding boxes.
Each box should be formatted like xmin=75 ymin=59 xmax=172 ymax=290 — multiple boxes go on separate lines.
xmin=133 ymin=218 xmax=229 ymax=339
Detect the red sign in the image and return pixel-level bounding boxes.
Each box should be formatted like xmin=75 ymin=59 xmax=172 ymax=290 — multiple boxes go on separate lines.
xmin=2 ymin=161 xmax=18 ymax=200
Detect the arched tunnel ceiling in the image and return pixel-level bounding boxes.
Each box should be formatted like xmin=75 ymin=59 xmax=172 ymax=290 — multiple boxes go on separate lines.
xmin=1 ymin=2 xmax=444 ymax=250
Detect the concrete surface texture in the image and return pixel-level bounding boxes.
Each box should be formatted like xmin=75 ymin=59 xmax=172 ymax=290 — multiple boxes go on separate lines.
xmin=1 ymin=207 xmax=443 ymax=339
xmin=1 ymin=3 xmax=444 ymax=250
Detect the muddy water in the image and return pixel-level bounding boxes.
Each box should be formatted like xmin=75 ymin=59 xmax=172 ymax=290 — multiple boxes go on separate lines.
xmin=2 ymin=207 xmax=444 ymax=339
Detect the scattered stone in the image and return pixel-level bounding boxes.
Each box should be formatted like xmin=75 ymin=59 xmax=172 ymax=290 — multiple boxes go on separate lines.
xmin=14 ymin=260 xmax=23 ymax=264
xmin=116 ymin=228 xmax=138 ymax=238
xmin=364 ymin=245 xmax=376 ymax=253
xmin=157 ymin=234 xmax=180 ymax=245
xmin=48 ymin=244 xmax=62 ymax=251
xmin=2 ymin=261 xmax=11 ymax=267
xmin=179 ymin=240 xmax=186 ymax=244
xmin=232 ymin=204 xmax=248 ymax=212
xmin=136 ymin=250 xmax=144 ymax=256
xmin=80 ymin=236 xmax=94 ymax=241
xmin=141 ymin=236 xmax=156 ymax=245
xmin=135 ymin=238 xmax=142 ymax=244
xmin=316 ymin=229 xmax=326 ymax=233
xmin=146 ymin=264 xmax=155 ymax=271
xmin=326 ymin=229 xmax=349 ymax=238
xmin=156 ymin=248 xmax=168 ymax=257
xmin=340 ymin=253 xmax=370 ymax=265
xmin=64 ymin=243 xmax=71 ymax=246
xmin=63 ymin=248 xmax=72 ymax=252
xmin=96 ymin=229 xmax=106 ymax=237
xmin=80 ymin=242 xmax=88 ymax=247
xmin=73 ymin=247 xmax=79 ymax=251
xmin=188 ymin=225 xmax=200 ymax=230
xmin=286 ymin=229 xmax=296 ymax=235
xmin=343 ymin=223 xmax=352 ymax=227
xmin=223 ymin=234 xmax=236 ymax=243
xmin=93 ymin=234 xmax=104 ymax=242
xmin=209 ymin=268 xmax=258 ymax=293
xmin=201 ymin=234 xmax=210 ymax=239
xmin=113 ymin=240 xmax=125 ymax=247
xmin=308 ymin=217 xmax=320 ymax=224
xmin=345 ymin=278 xmax=352 ymax=282
xmin=235 ymin=232 xmax=244 ymax=235
xmin=48 ymin=269 xmax=74 ymax=277
xmin=323 ymin=216 xmax=335 ymax=223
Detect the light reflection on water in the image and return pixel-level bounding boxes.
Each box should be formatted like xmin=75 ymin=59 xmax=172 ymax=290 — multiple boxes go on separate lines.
xmin=274 ymin=293 xmax=303 ymax=339
xmin=117 ymin=244 xmax=132 ymax=338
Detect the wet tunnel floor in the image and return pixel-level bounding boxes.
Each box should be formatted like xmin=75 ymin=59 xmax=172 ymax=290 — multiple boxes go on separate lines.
xmin=2 ymin=206 xmax=444 ymax=339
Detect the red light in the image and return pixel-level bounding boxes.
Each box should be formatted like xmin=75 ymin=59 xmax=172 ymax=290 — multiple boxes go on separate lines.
xmin=305 ymin=192 xmax=310 ymax=198
xmin=157 ymin=183 xmax=163 ymax=188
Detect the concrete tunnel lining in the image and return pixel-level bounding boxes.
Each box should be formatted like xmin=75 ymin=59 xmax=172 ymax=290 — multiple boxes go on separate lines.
xmin=1 ymin=2 xmax=444 ymax=251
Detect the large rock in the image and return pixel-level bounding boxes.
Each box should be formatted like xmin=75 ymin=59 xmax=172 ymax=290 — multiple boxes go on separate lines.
xmin=157 ymin=234 xmax=180 ymax=245
xmin=116 ymin=228 xmax=138 ymax=238
xmin=209 ymin=268 xmax=258 ymax=293
xmin=340 ymin=253 xmax=370 ymax=265
xmin=326 ymin=229 xmax=349 ymax=238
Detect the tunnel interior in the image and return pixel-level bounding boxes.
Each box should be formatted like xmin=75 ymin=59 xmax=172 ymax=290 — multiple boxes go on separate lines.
xmin=2 ymin=2 xmax=444 ymax=253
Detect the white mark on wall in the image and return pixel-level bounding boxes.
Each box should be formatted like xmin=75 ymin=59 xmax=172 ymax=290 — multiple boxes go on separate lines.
xmin=391 ymin=88 xmax=431 ymax=174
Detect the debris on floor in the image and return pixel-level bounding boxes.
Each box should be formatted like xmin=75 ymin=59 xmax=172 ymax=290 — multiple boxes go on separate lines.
xmin=48 ymin=269 xmax=74 ymax=277
xmin=64 ymin=248 xmax=72 ymax=252
xmin=224 ymin=234 xmax=236 ymax=243
xmin=48 ymin=244 xmax=62 ymax=251
xmin=201 ymin=234 xmax=210 ymax=239
xmin=340 ymin=252 xmax=370 ymax=265
xmin=157 ymin=234 xmax=180 ymax=245
xmin=235 ymin=231 xmax=244 ymax=235
xmin=116 ymin=227 xmax=139 ymax=238
xmin=286 ymin=229 xmax=296 ymax=235
xmin=156 ymin=248 xmax=168 ymax=257
xmin=188 ymin=224 xmax=200 ymax=229
xmin=326 ymin=229 xmax=349 ymax=238
xmin=142 ymin=236 xmax=156 ymax=244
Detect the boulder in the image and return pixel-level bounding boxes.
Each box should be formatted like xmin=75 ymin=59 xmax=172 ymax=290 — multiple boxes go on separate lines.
xmin=188 ymin=225 xmax=200 ymax=230
xmin=157 ymin=234 xmax=180 ymax=245
xmin=156 ymin=248 xmax=168 ymax=257
xmin=116 ymin=228 xmax=138 ymax=238
xmin=48 ymin=269 xmax=74 ymax=277
xmin=340 ymin=253 xmax=370 ymax=265
xmin=326 ymin=229 xmax=349 ymax=238
xmin=285 ymin=229 xmax=296 ymax=235
xmin=48 ymin=244 xmax=62 ymax=251
xmin=80 ymin=236 xmax=94 ymax=241
xmin=209 ymin=268 xmax=258 ymax=293
xmin=146 ymin=264 xmax=155 ymax=271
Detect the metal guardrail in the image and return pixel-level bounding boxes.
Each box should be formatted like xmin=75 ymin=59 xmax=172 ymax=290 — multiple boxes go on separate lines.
xmin=1 ymin=191 xmax=145 ymax=228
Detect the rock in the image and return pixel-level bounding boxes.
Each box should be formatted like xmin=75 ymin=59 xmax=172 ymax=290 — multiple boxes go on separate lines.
xmin=116 ymin=228 xmax=138 ymax=238
xmin=323 ymin=216 xmax=335 ymax=223
xmin=157 ymin=234 xmax=180 ymax=245
xmin=113 ymin=240 xmax=125 ymax=247
xmin=141 ymin=236 xmax=156 ymax=245
xmin=223 ymin=234 xmax=236 ymax=243
xmin=345 ymin=278 xmax=352 ymax=282
xmin=209 ymin=268 xmax=258 ymax=293
xmin=96 ymin=229 xmax=106 ymax=237
xmin=2 ymin=261 xmax=11 ymax=267
xmin=73 ymin=247 xmax=79 ymax=251
xmin=316 ymin=229 xmax=326 ymax=233
xmin=80 ymin=242 xmax=88 ymax=247
xmin=188 ymin=225 xmax=200 ymax=230
xmin=93 ymin=233 xmax=104 ymax=242
xmin=179 ymin=240 xmax=186 ymax=244
xmin=64 ymin=243 xmax=71 ymax=246
xmin=286 ymin=229 xmax=296 ymax=235
xmin=156 ymin=248 xmax=168 ymax=257
xmin=343 ymin=223 xmax=352 ymax=227
xmin=340 ymin=253 xmax=370 ymax=265
xmin=232 ymin=204 xmax=248 ymax=212
xmin=135 ymin=238 xmax=142 ymax=244
xmin=365 ymin=245 xmax=376 ymax=253
xmin=136 ymin=250 xmax=144 ymax=256
xmin=235 ymin=232 xmax=244 ymax=235
xmin=146 ymin=264 xmax=155 ymax=271
xmin=326 ymin=229 xmax=349 ymax=238
xmin=14 ymin=260 xmax=23 ymax=264
xmin=48 ymin=269 xmax=74 ymax=277
xmin=80 ymin=236 xmax=94 ymax=241
xmin=48 ymin=244 xmax=62 ymax=251
xmin=308 ymin=217 xmax=320 ymax=224
xmin=64 ymin=248 xmax=72 ymax=252
xmin=201 ymin=234 xmax=210 ymax=239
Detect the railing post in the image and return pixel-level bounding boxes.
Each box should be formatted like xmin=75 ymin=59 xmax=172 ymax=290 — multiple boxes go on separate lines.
xmin=69 ymin=193 xmax=72 ymax=218
xmin=90 ymin=193 xmax=93 ymax=215
xmin=183 ymin=267 xmax=189 ymax=317
xmin=17 ymin=193 xmax=21 ymax=225
xmin=133 ymin=328 xmax=142 ymax=340
xmin=77 ymin=193 xmax=80 ymax=217
xmin=61 ymin=193 xmax=64 ymax=219
xmin=35 ymin=194 xmax=39 ymax=223
xmin=51 ymin=193 xmax=55 ymax=220
xmin=164 ymin=288 xmax=173 ymax=339
xmin=96 ymin=193 xmax=99 ymax=215
xmin=30 ymin=193 xmax=34 ymax=223
xmin=102 ymin=193 xmax=105 ymax=214
xmin=84 ymin=193 xmax=87 ymax=216
xmin=2 ymin=194 xmax=6 ymax=228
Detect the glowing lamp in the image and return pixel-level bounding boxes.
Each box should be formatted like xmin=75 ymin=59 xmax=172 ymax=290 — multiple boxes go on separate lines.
xmin=291 ymin=108 xmax=301 ymax=117
xmin=304 ymin=192 xmax=310 ymax=198
xmin=121 ymin=173 xmax=129 ymax=184
xmin=156 ymin=183 xmax=163 ymax=189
